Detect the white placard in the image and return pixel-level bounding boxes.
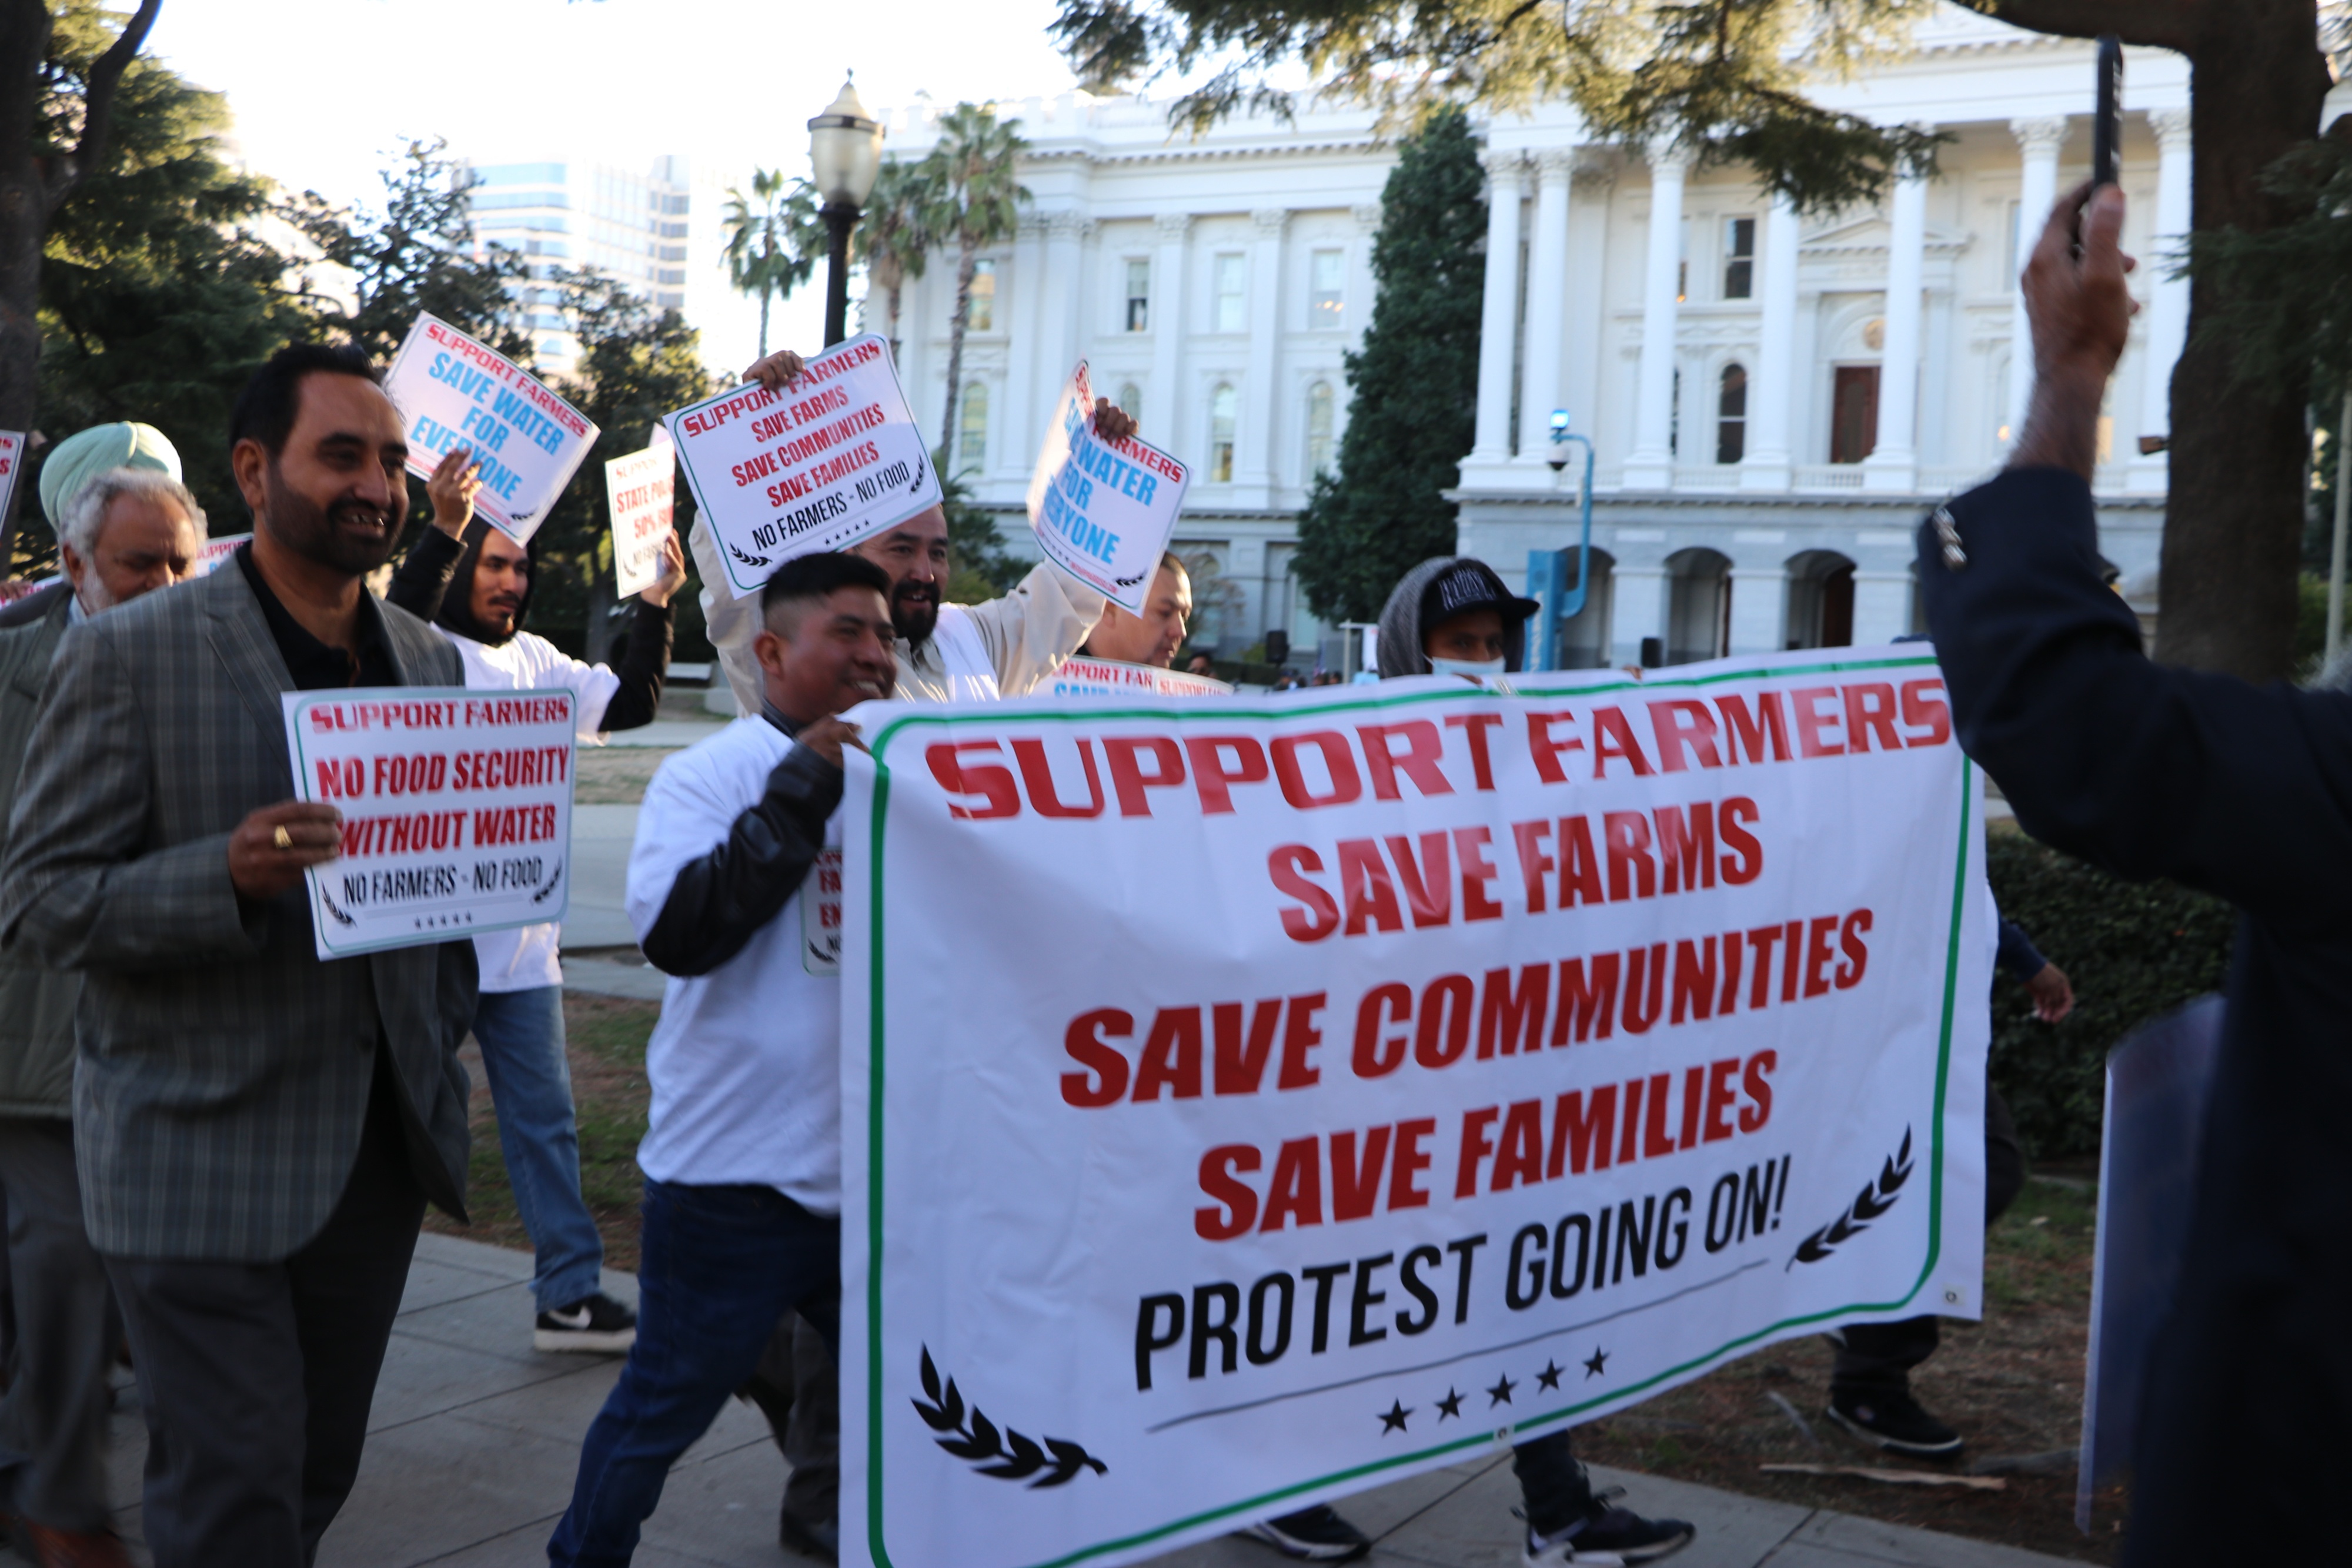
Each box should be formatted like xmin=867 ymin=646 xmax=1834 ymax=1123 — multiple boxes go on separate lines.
xmin=192 ymin=534 xmax=250 ymax=576
xmin=1027 ymin=363 xmax=1191 ymax=614
xmin=282 ymin=687 xmax=576 ymax=959
xmin=0 ymin=430 xmax=22 ymax=536
xmin=667 ymin=335 xmax=943 ymax=599
xmin=384 ymin=314 xmax=599 ymax=544
xmin=605 ymin=441 xmax=676 ymax=599
xmin=1044 ymin=656 xmax=1232 ymax=699
xmin=839 ymin=649 xmax=1989 ymax=1568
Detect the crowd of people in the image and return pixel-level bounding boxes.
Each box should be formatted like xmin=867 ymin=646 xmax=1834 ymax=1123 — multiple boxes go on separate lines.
xmin=0 ymin=182 xmax=2320 ymax=1568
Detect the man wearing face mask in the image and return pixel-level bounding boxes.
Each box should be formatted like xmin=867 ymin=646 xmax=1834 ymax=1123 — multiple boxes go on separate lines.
xmin=692 ymin=349 xmax=1122 ymax=711
xmin=385 ymin=449 xmax=690 ymax=1354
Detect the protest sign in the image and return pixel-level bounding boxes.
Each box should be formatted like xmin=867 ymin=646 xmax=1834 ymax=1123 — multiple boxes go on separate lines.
xmin=0 ymin=430 xmax=21 ymax=531
xmin=667 ymin=335 xmax=941 ymax=598
xmin=384 ymin=313 xmax=599 ymax=544
xmin=0 ymin=578 xmax=56 ymax=607
xmin=605 ymin=433 xmax=676 ymax=599
xmin=193 ymin=534 xmax=250 ymax=576
xmin=1027 ymin=364 xmax=1190 ymax=614
xmin=1045 ymin=656 xmax=1232 ymax=700
xmin=282 ymin=687 xmax=576 ymax=960
xmin=840 ymin=649 xmax=1989 ymax=1568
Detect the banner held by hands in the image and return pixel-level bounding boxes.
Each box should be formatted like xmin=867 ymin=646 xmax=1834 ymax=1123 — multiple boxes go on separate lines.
xmin=383 ymin=315 xmax=599 ymax=546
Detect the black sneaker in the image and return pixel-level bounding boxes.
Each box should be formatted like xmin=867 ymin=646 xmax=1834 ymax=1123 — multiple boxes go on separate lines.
xmin=1524 ymin=1487 xmax=1695 ymax=1566
xmin=780 ymin=1510 xmax=839 ymax=1562
xmin=1825 ymin=1388 xmax=1963 ymax=1457
xmin=534 ymin=1292 xmax=637 ymax=1353
xmin=1245 ymin=1505 xmax=1372 ymax=1560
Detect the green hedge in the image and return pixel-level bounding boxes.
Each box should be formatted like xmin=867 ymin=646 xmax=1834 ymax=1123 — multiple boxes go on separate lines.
xmin=1983 ymin=833 xmax=2235 ymax=1159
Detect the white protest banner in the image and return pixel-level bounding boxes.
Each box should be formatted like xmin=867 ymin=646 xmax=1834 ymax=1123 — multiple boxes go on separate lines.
xmin=283 ymin=688 xmax=576 ymax=959
xmin=1026 ymin=363 xmax=1190 ymax=613
xmin=840 ymin=648 xmax=1988 ymax=1568
xmin=385 ymin=313 xmax=599 ymax=544
xmin=0 ymin=430 xmax=22 ymax=532
xmin=1044 ymin=656 xmax=1232 ymax=700
xmin=192 ymin=534 xmax=250 ymax=576
xmin=667 ymin=335 xmax=941 ymax=599
xmin=605 ymin=437 xmax=675 ymax=599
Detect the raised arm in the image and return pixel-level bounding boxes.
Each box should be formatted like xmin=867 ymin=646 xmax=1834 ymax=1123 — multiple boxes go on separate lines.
xmin=1922 ymin=185 xmax=2352 ymax=920
xmin=960 ymin=560 xmax=1108 ymax=697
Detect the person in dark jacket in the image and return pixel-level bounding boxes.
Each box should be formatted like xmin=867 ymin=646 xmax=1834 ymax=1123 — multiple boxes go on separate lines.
xmin=383 ymin=449 xmax=687 ymax=1353
xmin=1922 ymin=180 xmax=2339 ymax=1566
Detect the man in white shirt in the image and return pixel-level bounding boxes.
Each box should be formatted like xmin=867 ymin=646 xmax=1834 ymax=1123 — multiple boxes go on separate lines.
xmin=1077 ymin=552 xmax=1192 ymax=668
xmin=545 ymin=551 xmax=895 ymax=1568
xmin=692 ymin=349 xmax=1125 ymax=713
xmin=386 ymin=450 xmax=689 ymax=1352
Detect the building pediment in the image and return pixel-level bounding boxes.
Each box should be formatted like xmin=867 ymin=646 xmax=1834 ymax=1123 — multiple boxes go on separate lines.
xmin=1802 ymin=216 xmax=1971 ymax=256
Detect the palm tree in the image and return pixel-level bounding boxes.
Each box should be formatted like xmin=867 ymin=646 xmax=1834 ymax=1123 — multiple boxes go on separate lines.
xmin=920 ymin=104 xmax=1028 ymax=471
xmin=860 ymin=158 xmax=941 ymax=364
xmin=720 ymin=168 xmax=823 ymax=357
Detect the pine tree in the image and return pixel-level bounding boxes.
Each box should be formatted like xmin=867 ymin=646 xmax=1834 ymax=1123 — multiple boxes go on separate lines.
xmin=1293 ymin=108 xmax=1485 ymax=626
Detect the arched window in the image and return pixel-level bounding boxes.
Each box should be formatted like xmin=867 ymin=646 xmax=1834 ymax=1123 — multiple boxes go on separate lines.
xmin=1784 ymin=550 xmax=1856 ymax=650
xmin=1665 ymin=548 xmax=1732 ymax=665
xmin=1116 ymin=382 xmax=1142 ymax=430
xmin=1305 ymin=381 xmax=1335 ymax=479
xmin=956 ymin=381 xmax=989 ymax=472
xmin=1208 ymin=383 xmax=1237 ymax=483
xmin=1715 ymin=363 xmax=1748 ymax=464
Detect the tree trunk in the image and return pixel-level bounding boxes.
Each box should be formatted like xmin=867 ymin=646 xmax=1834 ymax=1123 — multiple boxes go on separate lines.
xmin=887 ymin=281 xmax=904 ymax=367
xmin=757 ymin=285 xmax=771 ymax=359
xmin=940 ymin=239 xmax=978 ymax=469
xmin=2157 ymin=13 xmax=2333 ymax=678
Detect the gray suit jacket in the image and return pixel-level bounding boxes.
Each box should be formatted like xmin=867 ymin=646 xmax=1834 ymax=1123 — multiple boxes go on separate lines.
xmin=0 ymin=591 xmax=78 ymax=1116
xmin=0 ymin=564 xmax=478 ymax=1261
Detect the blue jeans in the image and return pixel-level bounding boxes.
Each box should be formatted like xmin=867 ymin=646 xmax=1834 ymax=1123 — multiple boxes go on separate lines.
xmin=546 ymin=1179 xmax=840 ymax=1568
xmin=472 ymin=986 xmax=604 ymax=1311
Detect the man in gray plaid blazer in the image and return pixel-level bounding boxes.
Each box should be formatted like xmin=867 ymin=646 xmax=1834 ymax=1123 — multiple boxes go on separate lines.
xmin=0 ymin=344 xmax=479 ymax=1568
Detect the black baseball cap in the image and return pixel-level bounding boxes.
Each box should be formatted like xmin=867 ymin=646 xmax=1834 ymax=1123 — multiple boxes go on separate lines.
xmin=1420 ymin=559 xmax=1539 ymax=633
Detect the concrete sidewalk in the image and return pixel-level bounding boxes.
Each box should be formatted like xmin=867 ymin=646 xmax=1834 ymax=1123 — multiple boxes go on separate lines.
xmin=37 ymin=1232 xmax=2082 ymax=1568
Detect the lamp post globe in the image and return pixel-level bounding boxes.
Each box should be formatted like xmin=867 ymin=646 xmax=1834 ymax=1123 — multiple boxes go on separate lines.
xmin=808 ymin=76 xmax=883 ymax=346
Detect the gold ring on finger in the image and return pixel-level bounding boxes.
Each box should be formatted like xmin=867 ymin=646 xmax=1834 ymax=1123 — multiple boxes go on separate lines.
xmin=273 ymin=825 xmax=294 ymax=851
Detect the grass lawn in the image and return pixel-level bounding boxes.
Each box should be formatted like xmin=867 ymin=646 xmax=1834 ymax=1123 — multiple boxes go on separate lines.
xmin=431 ymin=994 xmax=2118 ymax=1560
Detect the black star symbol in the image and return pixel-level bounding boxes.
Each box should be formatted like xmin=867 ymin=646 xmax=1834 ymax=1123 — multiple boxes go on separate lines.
xmin=1583 ymin=1346 xmax=1609 ymax=1379
xmin=1536 ymin=1359 xmax=1565 ymax=1392
xmin=1486 ymin=1373 xmax=1517 ymax=1407
xmin=1378 ymin=1399 xmax=1412 ymax=1434
xmin=1434 ymin=1388 xmax=1464 ymax=1420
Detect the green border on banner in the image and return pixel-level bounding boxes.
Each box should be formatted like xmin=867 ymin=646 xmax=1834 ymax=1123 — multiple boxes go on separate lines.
xmin=859 ymin=654 xmax=1973 ymax=1568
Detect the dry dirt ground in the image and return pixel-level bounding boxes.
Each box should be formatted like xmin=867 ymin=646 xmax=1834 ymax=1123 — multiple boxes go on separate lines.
xmin=429 ymin=999 xmax=2120 ymax=1562
xmin=573 ymin=746 xmax=683 ymax=804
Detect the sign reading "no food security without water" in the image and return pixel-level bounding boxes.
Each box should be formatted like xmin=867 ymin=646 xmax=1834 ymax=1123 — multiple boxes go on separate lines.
xmin=283 ymin=687 xmax=576 ymax=960
xmin=1027 ymin=363 xmax=1190 ymax=616
xmin=383 ymin=314 xmax=600 ymax=545
xmin=666 ymin=335 xmax=943 ymax=598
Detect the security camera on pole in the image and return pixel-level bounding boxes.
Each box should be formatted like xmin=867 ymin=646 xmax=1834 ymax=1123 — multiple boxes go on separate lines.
xmin=809 ymin=78 xmax=884 ymax=350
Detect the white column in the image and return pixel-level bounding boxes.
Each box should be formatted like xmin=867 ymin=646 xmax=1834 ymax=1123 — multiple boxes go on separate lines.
xmin=1037 ymin=213 xmax=1084 ymax=397
xmin=1470 ymin=152 xmax=1526 ymax=463
xmin=1516 ymin=149 xmax=1576 ymax=464
xmin=1727 ymin=561 xmax=1789 ymax=653
xmin=1148 ymin=212 xmax=1192 ymax=460
xmin=1864 ymin=162 xmax=1929 ymax=493
xmin=1740 ymin=191 xmax=1801 ymax=492
xmin=1609 ymin=564 xmax=1669 ymax=666
xmin=2007 ymin=118 xmax=2068 ymax=444
xmin=1238 ymin=208 xmax=1288 ymax=497
xmin=1561 ymin=156 xmax=1615 ymax=441
xmin=1850 ymin=569 xmax=1912 ymax=647
xmin=1790 ymin=290 xmax=1823 ymax=475
xmin=1624 ymin=145 xmax=1691 ymax=490
xmin=1000 ymin=216 xmax=1048 ymax=479
xmin=2130 ymin=108 xmax=2193 ymax=490
xmin=1919 ymin=285 xmax=1956 ymax=469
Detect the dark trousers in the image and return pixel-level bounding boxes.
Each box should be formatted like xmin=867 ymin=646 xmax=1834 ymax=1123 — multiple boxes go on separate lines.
xmin=104 ymin=1082 xmax=425 ymax=1568
xmin=1831 ymin=1086 xmax=2026 ymax=1393
xmin=0 ymin=1116 xmax=121 ymax=1533
xmin=740 ymin=1313 xmax=838 ymax=1530
xmin=547 ymin=1179 xmax=840 ymax=1568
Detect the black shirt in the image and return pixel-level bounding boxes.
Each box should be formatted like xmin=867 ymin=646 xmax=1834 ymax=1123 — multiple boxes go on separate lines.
xmin=234 ymin=541 xmax=400 ymax=690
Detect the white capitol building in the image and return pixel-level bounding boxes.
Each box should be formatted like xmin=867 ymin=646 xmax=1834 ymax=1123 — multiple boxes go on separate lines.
xmin=872 ymin=6 xmax=2337 ymax=668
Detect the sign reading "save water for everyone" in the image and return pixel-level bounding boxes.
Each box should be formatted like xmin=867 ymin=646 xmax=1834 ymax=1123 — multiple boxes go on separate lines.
xmin=383 ymin=314 xmax=600 ymax=544
xmin=1025 ymin=363 xmax=1190 ymax=616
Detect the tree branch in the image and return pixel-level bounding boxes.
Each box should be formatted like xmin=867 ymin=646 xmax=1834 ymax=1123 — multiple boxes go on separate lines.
xmin=44 ymin=0 xmax=162 ymax=215
xmin=1978 ymin=0 xmax=2203 ymax=54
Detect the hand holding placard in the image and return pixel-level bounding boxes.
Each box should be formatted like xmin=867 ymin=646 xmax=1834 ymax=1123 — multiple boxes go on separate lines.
xmin=1025 ymin=363 xmax=1190 ymax=614
xmin=383 ymin=314 xmax=600 ymax=544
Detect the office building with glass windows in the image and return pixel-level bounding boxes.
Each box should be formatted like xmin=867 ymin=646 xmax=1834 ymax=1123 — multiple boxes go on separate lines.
xmin=876 ymin=6 xmax=2252 ymax=669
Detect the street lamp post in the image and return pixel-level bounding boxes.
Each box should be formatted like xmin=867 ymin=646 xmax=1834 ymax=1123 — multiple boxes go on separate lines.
xmin=808 ymin=77 xmax=884 ymax=349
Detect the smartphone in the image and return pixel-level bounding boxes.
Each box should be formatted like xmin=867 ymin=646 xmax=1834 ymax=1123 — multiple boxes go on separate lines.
xmin=2093 ymin=35 xmax=2123 ymax=188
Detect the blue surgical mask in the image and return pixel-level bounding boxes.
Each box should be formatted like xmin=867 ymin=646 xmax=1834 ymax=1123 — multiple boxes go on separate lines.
xmin=1428 ymin=654 xmax=1506 ymax=680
